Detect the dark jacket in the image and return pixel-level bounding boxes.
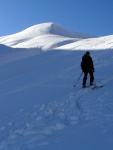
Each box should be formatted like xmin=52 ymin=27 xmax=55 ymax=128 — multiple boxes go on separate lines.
xmin=81 ymin=54 xmax=94 ymax=72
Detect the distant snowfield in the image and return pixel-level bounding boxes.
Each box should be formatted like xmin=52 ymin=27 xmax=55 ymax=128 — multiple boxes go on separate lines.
xmin=56 ymin=35 xmax=113 ymax=50
xmin=0 ymin=22 xmax=113 ymax=150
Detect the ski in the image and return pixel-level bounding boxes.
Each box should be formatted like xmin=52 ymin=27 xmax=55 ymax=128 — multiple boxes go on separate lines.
xmin=91 ymin=85 xmax=103 ymax=89
xmin=82 ymin=84 xmax=103 ymax=89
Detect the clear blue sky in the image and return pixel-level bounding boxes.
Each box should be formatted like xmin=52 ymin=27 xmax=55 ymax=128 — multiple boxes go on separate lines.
xmin=0 ymin=0 xmax=113 ymax=36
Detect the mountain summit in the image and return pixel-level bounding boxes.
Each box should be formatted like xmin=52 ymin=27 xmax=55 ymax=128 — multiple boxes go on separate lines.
xmin=0 ymin=22 xmax=93 ymax=50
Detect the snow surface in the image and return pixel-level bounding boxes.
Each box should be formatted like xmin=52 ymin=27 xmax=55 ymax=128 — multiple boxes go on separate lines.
xmin=0 ymin=22 xmax=113 ymax=150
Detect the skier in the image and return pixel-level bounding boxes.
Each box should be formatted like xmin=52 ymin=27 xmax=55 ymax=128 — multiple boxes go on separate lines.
xmin=81 ymin=51 xmax=94 ymax=88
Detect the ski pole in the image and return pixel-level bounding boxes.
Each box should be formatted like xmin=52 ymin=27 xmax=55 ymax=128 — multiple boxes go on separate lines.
xmin=74 ymin=72 xmax=83 ymax=87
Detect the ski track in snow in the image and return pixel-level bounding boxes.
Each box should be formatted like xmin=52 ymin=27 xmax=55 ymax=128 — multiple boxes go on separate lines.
xmin=0 ymin=91 xmax=88 ymax=150
xmin=0 ymin=81 xmax=111 ymax=150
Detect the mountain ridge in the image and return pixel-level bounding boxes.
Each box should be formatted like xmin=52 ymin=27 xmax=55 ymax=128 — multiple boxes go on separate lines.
xmin=0 ymin=22 xmax=94 ymax=50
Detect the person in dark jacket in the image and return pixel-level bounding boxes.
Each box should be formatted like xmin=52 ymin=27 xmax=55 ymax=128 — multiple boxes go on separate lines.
xmin=81 ymin=51 xmax=94 ymax=88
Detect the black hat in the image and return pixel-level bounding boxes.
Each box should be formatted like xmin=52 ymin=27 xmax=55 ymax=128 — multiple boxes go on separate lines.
xmin=86 ymin=51 xmax=90 ymax=55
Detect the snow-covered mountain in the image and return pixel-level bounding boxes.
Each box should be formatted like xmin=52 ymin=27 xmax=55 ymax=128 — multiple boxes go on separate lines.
xmin=0 ymin=22 xmax=113 ymax=150
xmin=0 ymin=22 xmax=93 ymax=50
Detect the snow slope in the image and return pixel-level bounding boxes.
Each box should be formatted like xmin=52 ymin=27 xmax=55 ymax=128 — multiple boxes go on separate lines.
xmin=56 ymin=34 xmax=113 ymax=50
xmin=0 ymin=23 xmax=113 ymax=150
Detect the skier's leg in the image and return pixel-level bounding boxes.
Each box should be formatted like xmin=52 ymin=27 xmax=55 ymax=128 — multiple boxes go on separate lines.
xmin=83 ymin=71 xmax=88 ymax=87
xmin=89 ymin=70 xmax=94 ymax=85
